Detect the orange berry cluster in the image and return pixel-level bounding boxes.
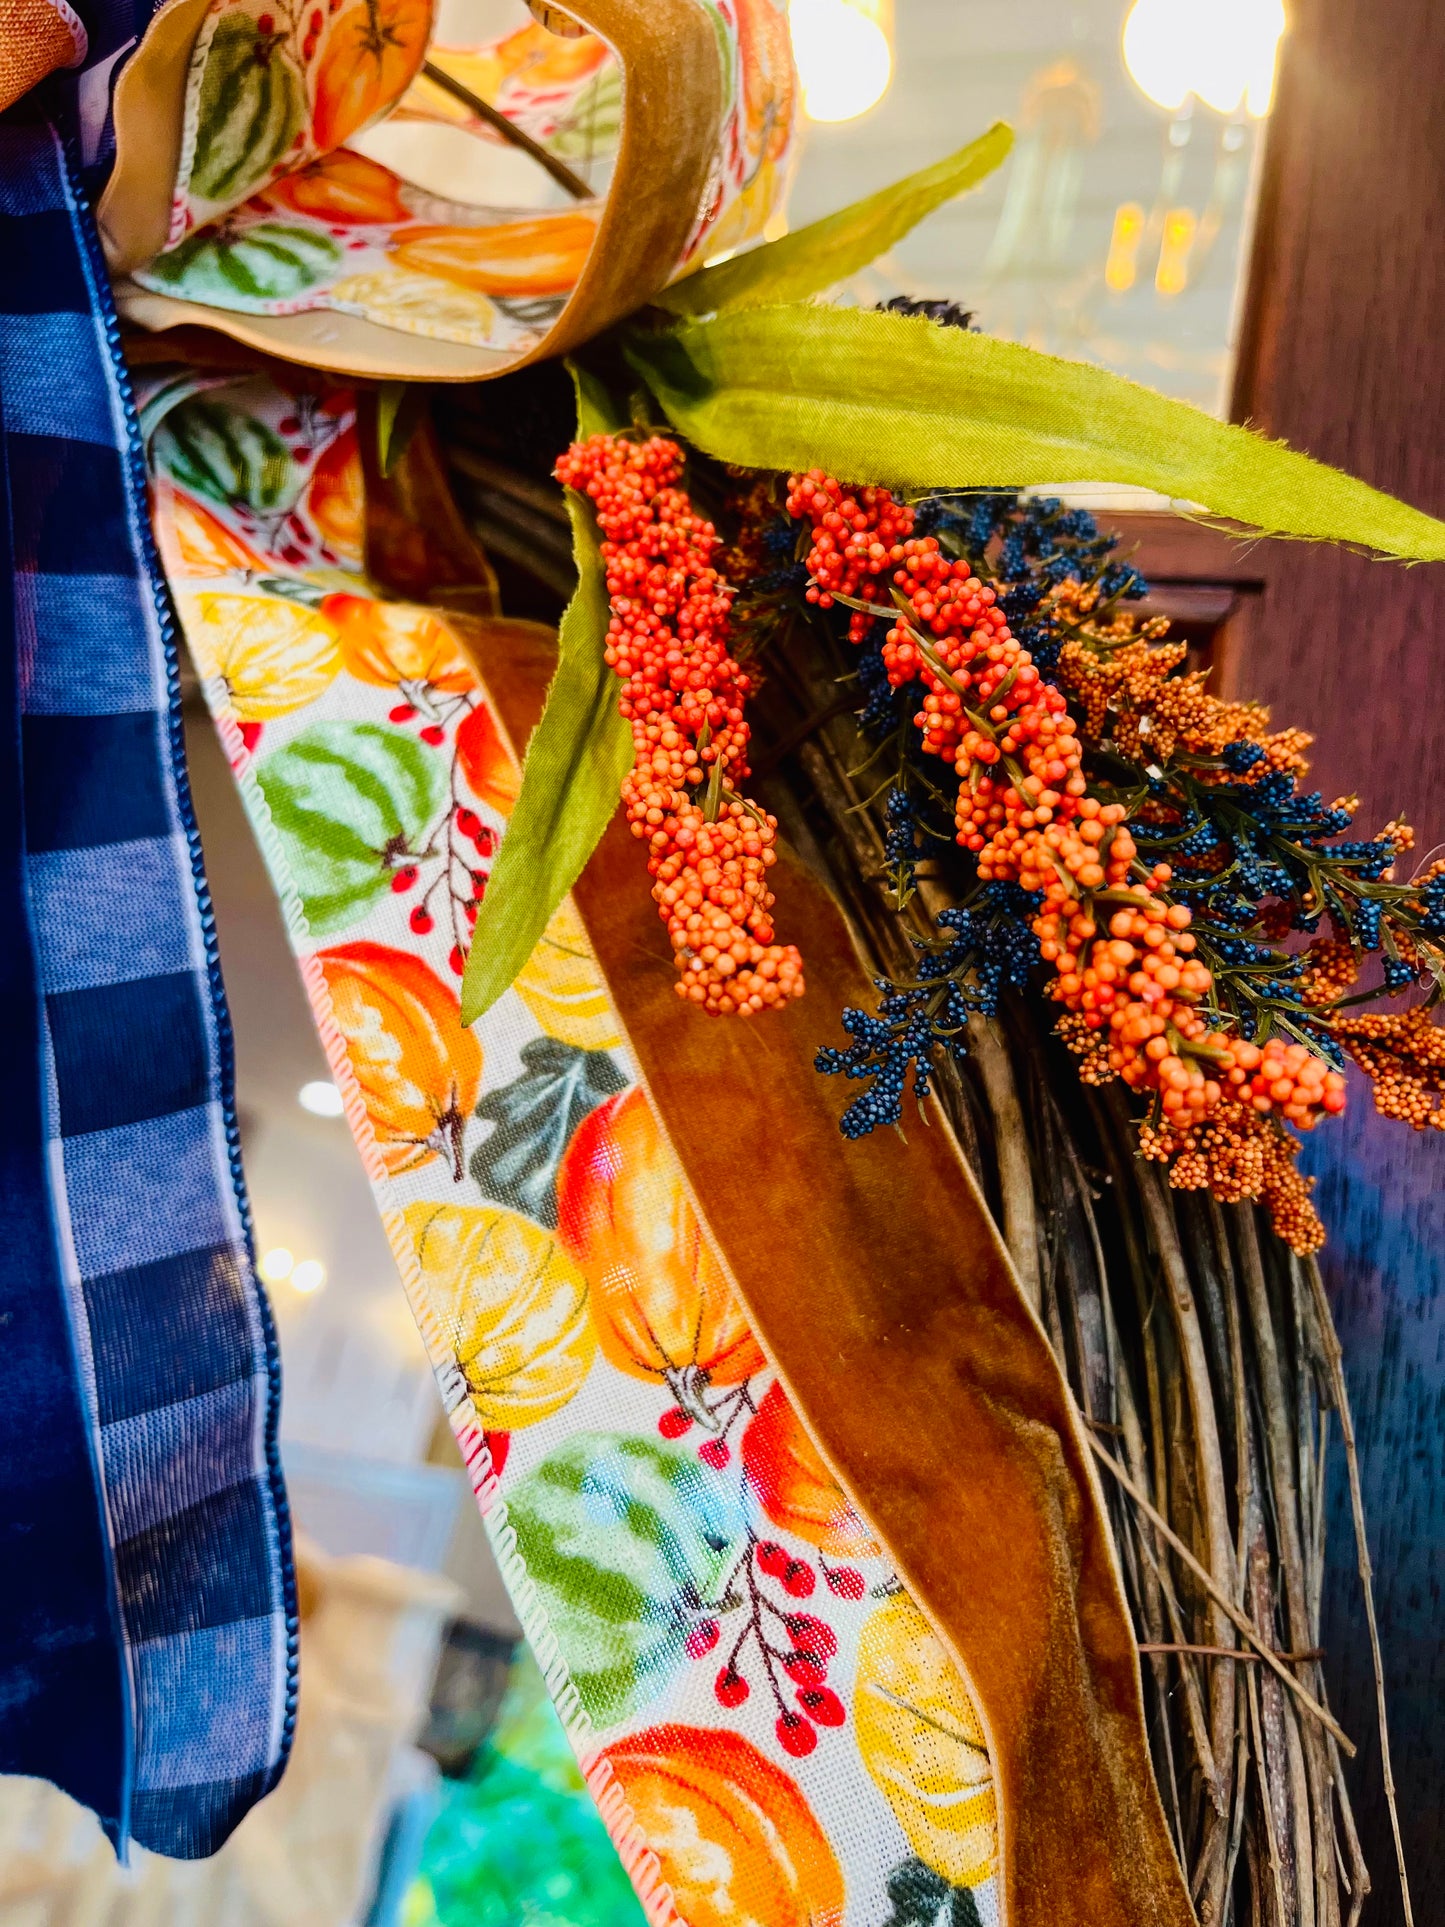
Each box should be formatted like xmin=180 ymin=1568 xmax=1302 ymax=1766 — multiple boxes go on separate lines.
xmin=1332 ymin=1007 xmax=1445 ymax=1131
xmin=556 ymin=434 xmax=803 ymax=1015
xmin=787 ymin=471 xmax=1348 ymax=1244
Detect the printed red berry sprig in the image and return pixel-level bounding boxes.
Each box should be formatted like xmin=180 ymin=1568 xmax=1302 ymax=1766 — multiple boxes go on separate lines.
xmin=555 ymin=434 xmax=804 ymax=1016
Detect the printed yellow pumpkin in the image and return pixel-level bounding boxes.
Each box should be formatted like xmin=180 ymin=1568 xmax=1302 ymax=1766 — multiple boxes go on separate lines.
xmin=602 ymin=1724 xmax=845 ymax=1927
xmin=404 ymin=1201 xmax=595 ymax=1428
xmin=182 ymin=591 xmax=340 ymax=719
xmin=317 ymin=942 xmax=482 ymax=1179
xmin=513 ymin=900 xmax=621 ymax=1053
xmin=556 ymin=1087 xmax=763 ymax=1391
xmin=854 ymin=1593 xmax=997 ymax=1889
xmin=390 ymin=210 xmax=599 ymax=297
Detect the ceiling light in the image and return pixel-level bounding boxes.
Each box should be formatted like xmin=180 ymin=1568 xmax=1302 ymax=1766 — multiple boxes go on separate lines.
xmin=789 ymin=0 xmax=893 ymax=125
xmin=299 ymin=1080 xmax=344 ymax=1118
xmin=290 ymin=1259 xmax=327 ymax=1294
xmin=259 ymin=1247 xmax=294 ymax=1283
xmin=1123 ymin=0 xmax=1286 ymax=119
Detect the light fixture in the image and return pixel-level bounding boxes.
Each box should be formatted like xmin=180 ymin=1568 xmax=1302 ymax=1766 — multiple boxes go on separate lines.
xmin=298 ymin=1079 xmax=344 ymax=1118
xmin=259 ymin=1247 xmax=294 ymax=1283
xmin=1123 ymin=0 xmax=1286 ymax=119
xmin=290 ymin=1259 xmax=327 ymax=1295
xmin=788 ymin=0 xmax=893 ymax=125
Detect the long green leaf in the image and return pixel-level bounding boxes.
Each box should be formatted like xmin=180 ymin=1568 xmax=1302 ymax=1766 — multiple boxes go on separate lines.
xmin=459 ymin=372 xmax=632 ymax=1026
xmin=625 ymin=304 xmax=1445 ymax=561
xmin=659 ymin=123 xmax=1013 ymax=320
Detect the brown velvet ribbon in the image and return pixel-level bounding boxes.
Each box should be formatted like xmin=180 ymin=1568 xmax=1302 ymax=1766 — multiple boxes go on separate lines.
xmin=100 ymin=0 xmax=728 ymax=382
xmin=466 ymin=615 xmax=1200 ymax=1927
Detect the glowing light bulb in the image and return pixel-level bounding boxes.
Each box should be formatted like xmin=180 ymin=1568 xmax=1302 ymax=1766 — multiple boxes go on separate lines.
xmin=788 ymin=0 xmax=893 ymax=124
xmin=259 ymin=1247 xmax=294 ymax=1283
xmin=299 ymin=1080 xmax=344 ymax=1118
xmin=290 ymin=1259 xmax=327 ymax=1295
xmin=1123 ymin=0 xmax=1285 ymax=118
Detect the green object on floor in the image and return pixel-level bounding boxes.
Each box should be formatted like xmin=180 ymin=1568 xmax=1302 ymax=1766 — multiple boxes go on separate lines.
xmin=406 ymin=1645 xmax=647 ymax=1927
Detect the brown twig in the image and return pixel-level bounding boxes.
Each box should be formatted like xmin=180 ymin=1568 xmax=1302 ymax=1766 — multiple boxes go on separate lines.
xmin=1301 ymin=1257 xmax=1414 ymax=1927
xmin=1088 ymin=1436 xmax=1354 ymax=1755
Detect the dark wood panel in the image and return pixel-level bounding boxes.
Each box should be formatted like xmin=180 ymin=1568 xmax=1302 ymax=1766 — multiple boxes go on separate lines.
xmin=1228 ymin=1 xmax=1445 ymax=1918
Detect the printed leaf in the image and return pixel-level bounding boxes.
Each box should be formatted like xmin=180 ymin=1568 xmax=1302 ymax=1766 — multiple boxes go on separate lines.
xmin=660 ymin=122 xmax=1013 ymax=318
xmin=884 ymin=1859 xmax=984 ymax=1927
xmin=625 ymin=304 xmax=1445 ymax=562
xmin=254 ymin=720 xmax=443 ymax=934
xmin=470 ymin=1036 xmax=626 ymax=1230
xmin=458 ymin=368 xmax=633 ymax=1025
xmin=507 ymin=1433 xmax=746 ymax=1726
xmin=144 ymin=221 xmax=341 ymax=305
xmin=156 ymin=396 xmax=296 ymax=513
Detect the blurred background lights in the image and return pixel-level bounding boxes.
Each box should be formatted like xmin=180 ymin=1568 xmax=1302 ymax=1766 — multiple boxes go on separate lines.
xmin=259 ymin=1246 xmax=294 ymax=1284
xmin=788 ymin=0 xmax=893 ymax=124
xmin=1123 ymin=0 xmax=1286 ymax=118
xmin=290 ymin=1259 xmax=327 ymax=1295
xmin=298 ymin=1079 xmax=345 ymax=1117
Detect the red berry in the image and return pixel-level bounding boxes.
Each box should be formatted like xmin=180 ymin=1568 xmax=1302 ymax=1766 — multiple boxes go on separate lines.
xmin=715 ymin=1668 xmax=749 ymax=1709
xmin=390 ymin=865 xmax=418 ymax=893
xmin=698 ymin=1438 xmax=730 ymax=1470
xmin=756 ymin=1541 xmax=789 ymax=1579
xmin=483 ymin=1430 xmax=510 ymax=1479
xmin=237 ymin=721 xmax=263 ymax=754
xmin=409 ymin=906 xmax=433 ymax=934
xmin=658 ymin=1407 xmax=692 ymax=1439
xmin=389 ymin=703 xmax=416 ymax=723
xmin=448 ymin=945 xmax=464 ymax=976
xmin=257 ymin=14 xmax=275 ymax=35
xmin=775 ymin=1712 xmax=817 ymax=1757
xmin=782 ymin=1653 xmax=827 ymax=1688
xmin=420 ymin=725 xmax=446 ymax=746
xmin=783 ymin=1614 xmax=836 ymax=1660
xmin=782 ymin=1560 xmax=816 ymax=1598
xmin=456 ymin=807 xmax=480 ymax=836
xmin=685 ymin=1620 xmax=720 ymax=1660
xmin=826 ymin=1566 xmax=866 ymax=1600
xmin=798 ymin=1687 xmax=846 ymax=1728
xmin=474 ymin=826 xmax=496 ymax=857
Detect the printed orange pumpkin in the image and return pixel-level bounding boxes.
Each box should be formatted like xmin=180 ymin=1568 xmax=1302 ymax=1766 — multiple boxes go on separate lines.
xmin=455 ymin=698 xmax=519 ymax=815
xmin=323 ymin=594 xmax=475 ymax=691
xmin=602 ymin=1724 xmax=845 ymax=1927
xmin=317 ymin=942 xmax=481 ymax=1178
xmin=736 ymin=0 xmax=797 ymax=172
xmin=434 ymin=21 xmax=610 ymax=105
xmin=312 ymin=0 xmax=432 ymax=153
xmin=306 ymin=427 xmax=365 ymax=563
xmin=741 ymin=1380 xmax=878 ymax=1557
xmin=556 ymin=1087 xmax=764 ymax=1392
xmin=263 ymin=147 xmax=408 ymax=225
xmin=156 ymin=482 xmax=266 ymax=577
xmin=390 ymin=210 xmax=598 ymax=297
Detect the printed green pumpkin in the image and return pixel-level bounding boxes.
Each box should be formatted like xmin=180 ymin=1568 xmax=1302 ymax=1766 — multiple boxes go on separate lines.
xmin=189 ymin=12 xmax=305 ymax=205
xmin=254 ymin=719 xmax=444 ymax=934
xmin=146 ymin=220 xmax=341 ymax=306
xmin=156 ymin=396 xmax=295 ymax=513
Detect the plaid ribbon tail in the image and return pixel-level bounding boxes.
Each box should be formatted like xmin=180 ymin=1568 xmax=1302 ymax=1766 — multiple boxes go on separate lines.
xmin=0 ymin=102 xmax=298 ymax=1858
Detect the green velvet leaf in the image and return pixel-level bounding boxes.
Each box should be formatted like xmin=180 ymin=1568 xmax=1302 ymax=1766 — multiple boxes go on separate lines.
xmin=507 ymin=1433 xmax=746 ymax=1728
xmin=254 ymin=720 xmax=443 ymax=935
xmin=459 ymin=368 xmax=633 ymax=1026
xmin=625 ymin=304 xmax=1445 ymax=561
xmin=659 ymin=122 xmax=1013 ymax=319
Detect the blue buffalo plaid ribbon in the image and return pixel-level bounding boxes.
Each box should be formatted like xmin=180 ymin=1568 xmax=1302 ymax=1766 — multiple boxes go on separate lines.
xmin=0 ymin=99 xmax=297 ymax=1855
